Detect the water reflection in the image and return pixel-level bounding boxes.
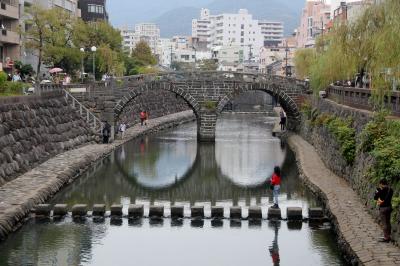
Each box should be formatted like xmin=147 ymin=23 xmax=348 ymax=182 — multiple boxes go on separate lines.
xmin=51 ymin=114 xmax=315 ymax=210
xmin=269 ymin=221 xmax=281 ymax=266
xmin=0 ymin=219 xmax=345 ymax=266
xmin=216 ymin=115 xmax=286 ymax=186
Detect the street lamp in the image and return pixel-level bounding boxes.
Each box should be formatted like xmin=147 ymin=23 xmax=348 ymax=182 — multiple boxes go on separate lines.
xmin=91 ymin=46 xmax=97 ymax=81
xmin=80 ymin=48 xmax=85 ymax=83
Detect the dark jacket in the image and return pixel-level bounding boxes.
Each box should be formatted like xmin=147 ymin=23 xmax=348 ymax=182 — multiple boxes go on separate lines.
xmin=374 ymin=187 xmax=393 ymax=208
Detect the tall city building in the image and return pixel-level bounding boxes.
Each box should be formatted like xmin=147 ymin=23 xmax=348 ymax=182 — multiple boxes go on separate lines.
xmin=296 ymin=0 xmax=331 ymax=48
xmin=0 ymin=0 xmax=20 ymax=72
xmin=258 ymin=21 xmax=284 ymax=46
xmin=121 ymin=23 xmax=160 ymax=54
xmin=192 ymin=9 xmax=284 ymax=64
xmin=78 ymin=0 xmax=108 ymax=22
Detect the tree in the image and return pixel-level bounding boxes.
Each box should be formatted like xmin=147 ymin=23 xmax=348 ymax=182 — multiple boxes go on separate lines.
xmin=198 ymin=59 xmax=218 ymax=71
xmin=23 ymin=5 xmax=49 ymax=80
xmin=131 ymin=41 xmax=157 ymax=66
xmin=294 ymin=49 xmax=316 ymax=79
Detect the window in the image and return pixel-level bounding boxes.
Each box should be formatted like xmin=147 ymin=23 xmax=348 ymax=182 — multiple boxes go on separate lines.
xmin=88 ymin=4 xmax=104 ymax=14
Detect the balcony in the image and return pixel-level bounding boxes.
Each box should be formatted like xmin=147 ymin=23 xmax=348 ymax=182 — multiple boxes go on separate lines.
xmin=1 ymin=29 xmax=20 ymax=44
xmin=0 ymin=0 xmax=19 ymax=19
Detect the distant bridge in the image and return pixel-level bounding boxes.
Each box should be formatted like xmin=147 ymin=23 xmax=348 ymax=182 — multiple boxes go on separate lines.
xmin=39 ymin=71 xmax=310 ymax=142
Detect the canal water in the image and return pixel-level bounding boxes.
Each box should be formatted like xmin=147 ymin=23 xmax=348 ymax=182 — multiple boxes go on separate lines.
xmin=0 ymin=114 xmax=345 ymax=266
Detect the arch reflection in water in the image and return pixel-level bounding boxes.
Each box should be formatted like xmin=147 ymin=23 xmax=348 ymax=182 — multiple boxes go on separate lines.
xmin=216 ymin=114 xmax=286 ymax=187
xmin=115 ymin=132 xmax=197 ymax=189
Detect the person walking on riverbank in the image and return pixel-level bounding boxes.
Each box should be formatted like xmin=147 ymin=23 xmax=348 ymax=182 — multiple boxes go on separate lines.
xmin=102 ymin=121 xmax=111 ymax=144
xmin=271 ymin=166 xmax=282 ymax=208
xmin=140 ymin=111 xmax=146 ymax=126
xmin=119 ymin=122 xmax=126 ymax=139
xmin=279 ymin=110 xmax=286 ymax=131
xmin=374 ymin=178 xmax=393 ymax=242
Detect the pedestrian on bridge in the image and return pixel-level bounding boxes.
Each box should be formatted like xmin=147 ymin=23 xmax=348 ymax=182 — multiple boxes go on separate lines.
xmin=374 ymin=178 xmax=393 ymax=242
xmin=270 ymin=166 xmax=282 ymax=209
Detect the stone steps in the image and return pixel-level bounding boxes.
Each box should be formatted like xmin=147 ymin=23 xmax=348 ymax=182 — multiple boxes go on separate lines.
xmin=33 ymin=204 xmax=327 ymax=222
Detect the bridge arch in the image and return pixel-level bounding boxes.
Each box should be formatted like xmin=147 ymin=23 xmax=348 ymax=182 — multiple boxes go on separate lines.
xmin=114 ymin=81 xmax=202 ymax=122
xmin=216 ymin=82 xmax=301 ymax=123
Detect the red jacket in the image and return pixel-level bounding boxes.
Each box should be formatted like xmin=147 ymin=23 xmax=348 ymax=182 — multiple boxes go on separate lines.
xmin=271 ymin=173 xmax=281 ymax=186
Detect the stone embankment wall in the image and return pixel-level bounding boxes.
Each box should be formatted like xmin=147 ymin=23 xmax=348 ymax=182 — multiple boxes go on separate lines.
xmin=0 ymin=93 xmax=94 ymax=186
xmin=300 ymin=97 xmax=400 ymax=242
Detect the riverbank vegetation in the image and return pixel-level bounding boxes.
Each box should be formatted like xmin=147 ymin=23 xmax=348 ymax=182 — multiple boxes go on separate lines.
xmin=301 ymin=101 xmax=400 ymax=220
xmin=0 ymin=72 xmax=26 ymax=96
xmin=294 ymin=0 xmax=400 ymax=104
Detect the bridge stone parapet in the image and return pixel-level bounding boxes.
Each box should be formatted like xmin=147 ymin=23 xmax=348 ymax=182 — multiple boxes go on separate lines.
xmin=327 ymin=85 xmax=400 ymax=116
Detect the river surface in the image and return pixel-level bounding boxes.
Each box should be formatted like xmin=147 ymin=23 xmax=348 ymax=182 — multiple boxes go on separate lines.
xmin=0 ymin=114 xmax=345 ymax=266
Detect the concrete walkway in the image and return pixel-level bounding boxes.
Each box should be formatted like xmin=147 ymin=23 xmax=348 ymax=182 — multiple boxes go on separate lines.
xmin=0 ymin=111 xmax=194 ymax=240
xmin=288 ymin=134 xmax=400 ymax=266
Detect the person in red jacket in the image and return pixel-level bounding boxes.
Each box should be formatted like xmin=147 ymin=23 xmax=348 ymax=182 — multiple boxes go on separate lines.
xmin=271 ymin=166 xmax=282 ymax=208
xmin=140 ymin=111 xmax=146 ymax=126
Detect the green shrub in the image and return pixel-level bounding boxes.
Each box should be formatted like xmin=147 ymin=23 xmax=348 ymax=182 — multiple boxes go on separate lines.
xmin=300 ymin=101 xmax=312 ymax=119
xmin=203 ymin=100 xmax=217 ymax=110
xmin=358 ymin=111 xmax=388 ymax=153
xmin=313 ymin=113 xmax=332 ymax=127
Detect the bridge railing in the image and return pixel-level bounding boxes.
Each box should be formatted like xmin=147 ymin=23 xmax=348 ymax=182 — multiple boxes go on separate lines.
xmin=327 ymin=85 xmax=400 ymax=116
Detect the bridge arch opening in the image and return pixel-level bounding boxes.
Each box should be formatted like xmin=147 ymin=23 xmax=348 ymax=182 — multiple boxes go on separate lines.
xmin=216 ymin=86 xmax=301 ymax=131
xmin=114 ymin=83 xmax=202 ymax=127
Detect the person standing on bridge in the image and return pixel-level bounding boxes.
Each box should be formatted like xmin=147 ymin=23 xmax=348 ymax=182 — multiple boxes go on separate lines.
xmin=279 ymin=110 xmax=287 ymax=131
xmin=374 ymin=178 xmax=393 ymax=242
xmin=270 ymin=166 xmax=282 ymax=209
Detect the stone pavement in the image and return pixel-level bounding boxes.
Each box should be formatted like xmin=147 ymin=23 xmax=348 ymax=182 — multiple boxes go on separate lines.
xmin=288 ymin=134 xmax=400 ymax=266
xmin=0 ymin=111 xmax=194 ymax=241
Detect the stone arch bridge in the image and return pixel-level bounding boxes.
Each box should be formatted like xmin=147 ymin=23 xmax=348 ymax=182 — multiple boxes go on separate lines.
xmin=63 ymin=71 xmax=310 ymax=142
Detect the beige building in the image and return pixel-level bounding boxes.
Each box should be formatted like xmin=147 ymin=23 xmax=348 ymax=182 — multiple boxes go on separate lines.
xmin=259 ymin=37 xmax=297 ymax=76
xmin=296 ymin=0 xmax=331 ymax=48
xmin=0 ymin=0 xmax=21 ymax=72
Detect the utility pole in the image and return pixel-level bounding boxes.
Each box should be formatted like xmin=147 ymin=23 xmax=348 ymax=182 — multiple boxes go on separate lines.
xmin=285 ymin=42 xmax=289 ymax=77
xmin=170 ymin=45 xmax=173 ymax=69
xmin=248 ymin=44 xmax=253 ymax=63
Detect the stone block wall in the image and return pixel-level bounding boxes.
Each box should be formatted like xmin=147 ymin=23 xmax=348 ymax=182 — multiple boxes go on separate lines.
xmin=0 ymin=93 xmax=95 ymax=186
xmin=113 ymin=90 xmax=189 ymax=126
xmin=300 ymin=97 xmax=400 ymax=242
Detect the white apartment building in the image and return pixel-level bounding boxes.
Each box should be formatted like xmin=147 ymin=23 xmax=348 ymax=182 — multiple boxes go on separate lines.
xmin=192 ymin=9 xmax=283 ymax=65
xmin=121 ymin=23 xmax=160 ymax=54
xmin=192 ymin=8 xmax=213 ymax=48
xmin=258 ymin=21 xmax=284 ymax=46
xmin=156 ymin=38 xmax=172 ymax=67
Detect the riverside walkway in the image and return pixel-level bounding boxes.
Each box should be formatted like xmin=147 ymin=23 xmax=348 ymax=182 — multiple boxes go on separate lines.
xmin=289 ymin=135 xmax=400 ymax=266
xmin=0 ymin=111 xmax=194 ymax=240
